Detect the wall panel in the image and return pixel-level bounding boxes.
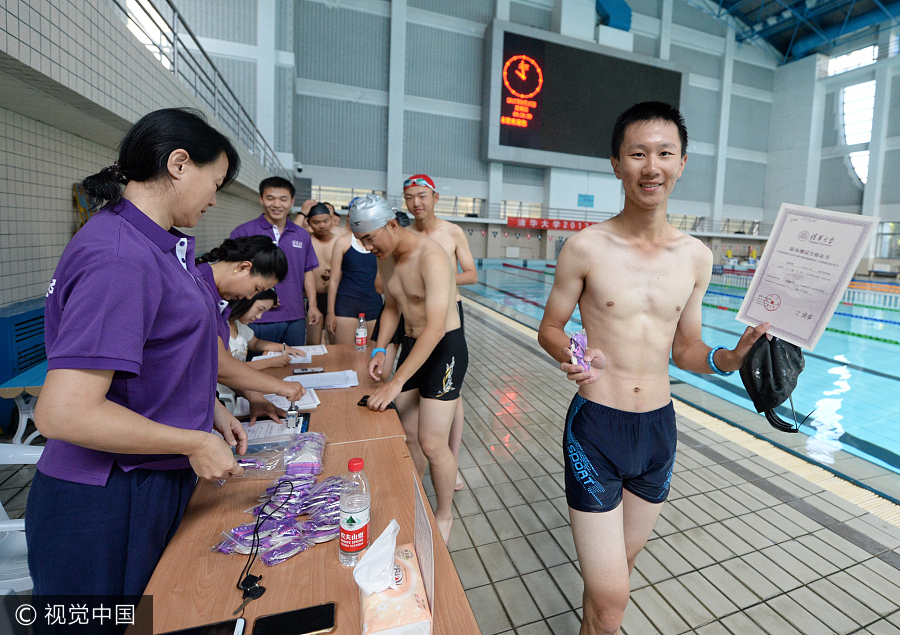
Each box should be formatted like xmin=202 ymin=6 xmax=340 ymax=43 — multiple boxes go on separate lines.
xmin=672 ymin=1 xmax=727 ymax=37
xmin=274 ymin=65 xmax=293 ymax=153
xmin=403 ymin=113 xmax=488 ymax=181
xmin=882 ymin=149 xmax=900 ymax=205
xmin=724 ymin=158 xmax=766 ymax=208
xmin=671 ymin=44 xmax=722 ymax=79
xmin=822 ymin=91 xmax=839 ymax=148
xmin=295 ymin=3 xmax=389 ymax=91
xmin=296 ymin=96 xmax=388 ymax=172
xmin=276 ymin=0 xmax=294 ymax=52
xmin=681 ymin=87 xmax=720 ymax=146
xmin=817 ymin=157 xmax=863 ymax=209
xmin=405 ymin=25 xmax=483 ymax=105
xmin=728 ymin=95 xmax=770 ymax=152
xmin=509 ymin=2 xmax=552 ymax=30
xmin=408 ymin=0 xmax=494 ymax=24
xmin=503 ymin=164 xmax=544 ymax=186
xmin=672 ymin=152 xmax=714 ymax=203
xmin=176 ymin=0 xmax=257 ymax=45
xmin=209 ymin=55 xmax=257 ymax=121
xmin=732 ymin=61 xmax=774 ymax=92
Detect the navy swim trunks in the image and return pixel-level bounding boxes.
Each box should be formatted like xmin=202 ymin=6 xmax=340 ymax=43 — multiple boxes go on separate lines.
xmin=564 ymin=395 xmax=676 ymax=512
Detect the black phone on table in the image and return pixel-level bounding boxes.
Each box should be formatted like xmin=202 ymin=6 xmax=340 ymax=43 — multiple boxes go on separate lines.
xmin=293 ymin=367 xmax=324 ymax=374
xmin=251 ymin=602 xmax=336 ymax=635
xmin=159 ymin=617 xmax=245 ymax=635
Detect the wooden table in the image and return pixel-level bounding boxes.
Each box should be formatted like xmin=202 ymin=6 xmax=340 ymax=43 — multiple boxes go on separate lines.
xmin=142 ymin=437 xmax=479 ymax=634
xmin=266 ymin=345 xmax=405 ymax=445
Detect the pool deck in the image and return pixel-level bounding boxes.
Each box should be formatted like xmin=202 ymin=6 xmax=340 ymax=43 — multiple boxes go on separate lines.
xmin=3 ymin=300 xmax=900 ymax=634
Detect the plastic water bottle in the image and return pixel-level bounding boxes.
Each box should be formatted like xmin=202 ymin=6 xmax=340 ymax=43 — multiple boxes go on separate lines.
xmin=339 ymin=457 xmax=370 ymax=566
xmin=355 ymin=313 xmax=367 ymax=351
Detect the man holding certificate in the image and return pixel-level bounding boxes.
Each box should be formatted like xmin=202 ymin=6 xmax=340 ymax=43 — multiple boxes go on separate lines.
xmin=538 ymin=101 xmax=770 ymax=635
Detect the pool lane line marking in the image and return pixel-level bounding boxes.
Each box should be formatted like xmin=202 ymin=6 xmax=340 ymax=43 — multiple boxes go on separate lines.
xmin=702 ymin=302 xmax=900 ymax=347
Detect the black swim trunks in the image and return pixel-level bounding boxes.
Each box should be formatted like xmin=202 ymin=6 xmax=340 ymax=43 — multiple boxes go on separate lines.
xmin=315 ymin=292 xmax=328 ymax=314
xmin=397 ymin=327 xmax=468 ymax=400
xmin=564 ymin=395 xmax=676 ymax=512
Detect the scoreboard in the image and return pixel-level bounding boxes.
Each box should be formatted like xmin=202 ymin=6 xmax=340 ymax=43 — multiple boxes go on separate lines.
xmin=484 ymin=23 xmax=686 ymax=171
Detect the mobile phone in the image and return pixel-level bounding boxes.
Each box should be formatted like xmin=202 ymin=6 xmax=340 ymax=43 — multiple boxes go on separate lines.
xmin=357 ymin=395 xmax=398 ymax=412
xmin=293 ymin=367 xmax=324 ymax=374
xmin=252 ymin=602 xmax=336 ymax=635
xmin=159 ymin=617 xmax=245 ymax=635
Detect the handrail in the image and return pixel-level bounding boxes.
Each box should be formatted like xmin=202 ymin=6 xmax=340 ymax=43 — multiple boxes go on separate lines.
xmin=108 ymin=0 xmax=292 ymax=181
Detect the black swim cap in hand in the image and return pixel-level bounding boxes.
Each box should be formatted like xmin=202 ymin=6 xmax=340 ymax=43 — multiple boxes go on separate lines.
xmin=739 ymin=335 xmax=808 ymax=433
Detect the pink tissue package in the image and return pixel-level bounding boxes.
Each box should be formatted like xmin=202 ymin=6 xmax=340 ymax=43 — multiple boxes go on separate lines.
xmin=360 ymin=543 xmax=431 ymax=635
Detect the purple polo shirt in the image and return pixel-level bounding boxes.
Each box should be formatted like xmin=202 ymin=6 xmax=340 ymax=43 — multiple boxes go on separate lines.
xmin=39 ymin=199 xmax=219 ymax=486
xmin=230 ymin=214 xmax=318 ymax=323
xmin=197 ymin=262 xmax=232 ymax=346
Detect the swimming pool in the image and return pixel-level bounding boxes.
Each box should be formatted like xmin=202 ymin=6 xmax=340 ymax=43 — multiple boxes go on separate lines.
xmin=468 ymin=259 xmax=900 ymax=486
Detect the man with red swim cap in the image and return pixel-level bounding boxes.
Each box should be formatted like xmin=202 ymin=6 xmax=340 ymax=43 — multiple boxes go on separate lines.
xmin=403 ymin=174 xmax=477 ymax=494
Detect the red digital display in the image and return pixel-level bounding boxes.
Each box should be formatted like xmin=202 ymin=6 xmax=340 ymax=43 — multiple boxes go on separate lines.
xmin=501 ymin=55 xmax=543 ymax=130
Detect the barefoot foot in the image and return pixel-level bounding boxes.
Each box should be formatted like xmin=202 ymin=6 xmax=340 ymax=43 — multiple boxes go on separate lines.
xmin=455 ymin=470 xmax=465 ymax=491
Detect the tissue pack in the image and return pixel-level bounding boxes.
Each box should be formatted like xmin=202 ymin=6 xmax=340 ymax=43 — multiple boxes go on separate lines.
xmin=361 ymin=543 xmax=432 ymax=635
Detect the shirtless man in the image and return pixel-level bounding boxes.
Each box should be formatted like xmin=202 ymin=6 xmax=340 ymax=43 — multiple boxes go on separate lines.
xmin=538 ymin=102 xmax=768 ymax=635
xmin=307 ymin=203 xmax=341 ymax=345
xmin=352 ymin=194 xmax=466 ymax=544
xmin=403 ymin=174 xmax=477 ymax=490
xmin=324 ymin=201 xmax=350 ymax=236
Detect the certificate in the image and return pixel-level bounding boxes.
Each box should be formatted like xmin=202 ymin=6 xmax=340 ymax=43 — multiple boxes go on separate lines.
xmin=736 ymin=203 xmax=877 ymax=351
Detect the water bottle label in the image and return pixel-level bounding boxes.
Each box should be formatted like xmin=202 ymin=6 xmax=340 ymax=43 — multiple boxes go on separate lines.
xmin=355 ymin=329 xmax=367 ymax=347
xmin=340 ymin=505 xmax=370 ymax=552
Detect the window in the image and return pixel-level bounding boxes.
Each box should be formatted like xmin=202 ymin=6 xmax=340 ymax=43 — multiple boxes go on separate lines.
xmin=828 ymin=45 xmax=878 ymax=76
xmin=876 ymin=222 xmax=900 ymax=259
xmin=841 ymin=80 xmax=876 ymax=183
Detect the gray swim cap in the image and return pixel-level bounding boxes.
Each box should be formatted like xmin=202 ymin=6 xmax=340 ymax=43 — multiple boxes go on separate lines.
xmin=349 ymin=194 xmax=395 ymax=234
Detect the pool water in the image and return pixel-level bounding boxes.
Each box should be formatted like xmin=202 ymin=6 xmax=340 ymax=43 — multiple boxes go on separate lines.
xmin=470 ymin=260 xmax=900 ymax=477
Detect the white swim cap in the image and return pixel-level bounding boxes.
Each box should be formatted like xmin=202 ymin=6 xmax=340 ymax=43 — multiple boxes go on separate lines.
xmin=349 ymin=194 xmax=395 ymax=234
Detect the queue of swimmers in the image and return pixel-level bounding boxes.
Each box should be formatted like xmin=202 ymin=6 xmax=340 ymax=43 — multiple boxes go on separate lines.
xmin=27 ymin=101 xmax=768 ymax=635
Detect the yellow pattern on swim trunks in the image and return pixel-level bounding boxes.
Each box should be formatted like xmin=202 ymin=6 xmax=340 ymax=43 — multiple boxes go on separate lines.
xmin=437 ymin=357 xmax=456 ymax=397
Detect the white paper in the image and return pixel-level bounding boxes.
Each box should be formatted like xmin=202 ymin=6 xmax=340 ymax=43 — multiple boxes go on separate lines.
xmin=293 ymin=345 xmax=327 ymax=356
xmin=284 ymin=370 xmax=359 ymax=389
xmin=413 ymin=473 xmax=434 ymax=614
xmin=263 ymin=389 xmax=320 ymax=411
xmin=240 ymin=419 xmax=295 ymax=441
xmin=253 ymin=350 xmax=311 ymax=364
xmin=736 ymin=203 xmax=877 ymax=351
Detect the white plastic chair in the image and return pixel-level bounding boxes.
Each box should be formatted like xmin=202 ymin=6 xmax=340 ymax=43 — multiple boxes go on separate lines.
xmin=0 ymin=444 xmax=42 ymax=593
xmin=216 ymin=383 xmax=237 ymax=414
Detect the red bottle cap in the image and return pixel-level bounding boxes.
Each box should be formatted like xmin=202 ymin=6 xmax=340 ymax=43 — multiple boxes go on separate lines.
xmin=348 ymin=458 xmax=364 ymax=472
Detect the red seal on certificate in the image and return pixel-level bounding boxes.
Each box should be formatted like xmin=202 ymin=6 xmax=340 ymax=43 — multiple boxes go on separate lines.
xmin=763 ymin=294 xmax=781 ymax=311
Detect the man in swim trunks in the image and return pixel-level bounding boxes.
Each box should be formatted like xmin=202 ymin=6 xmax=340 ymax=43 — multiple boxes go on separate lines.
xmin=538 ymin=101 xmax=769 ymax=635
xmin=403 ymin=174 xmax=477 ymax=491
xmin=352 ymin=194 xmax=466 ymax=545
xmin=307 ymin=203 xmax=340 ymax=345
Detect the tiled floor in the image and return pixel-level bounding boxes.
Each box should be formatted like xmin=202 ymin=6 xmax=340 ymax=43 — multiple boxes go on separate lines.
xmin=426 ymin=300 xmax=900 ymax=635
xmin=3 ymin=300 xmax=900 ymax=634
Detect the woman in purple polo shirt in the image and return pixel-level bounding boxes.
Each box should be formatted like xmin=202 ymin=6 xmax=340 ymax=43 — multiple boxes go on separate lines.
xmin=27 ymin=108 xmax=247 ymax=598
xmin=194 ymin=235 xmax=307 ymax=424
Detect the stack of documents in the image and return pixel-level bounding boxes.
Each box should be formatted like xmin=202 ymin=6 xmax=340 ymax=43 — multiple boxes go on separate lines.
xmin=285 ymin=370 xmax=359 ymax=389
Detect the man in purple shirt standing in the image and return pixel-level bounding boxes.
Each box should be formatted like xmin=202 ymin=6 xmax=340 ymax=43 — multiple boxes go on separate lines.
xmin=231 ymin=177 xmax=321 ymax=345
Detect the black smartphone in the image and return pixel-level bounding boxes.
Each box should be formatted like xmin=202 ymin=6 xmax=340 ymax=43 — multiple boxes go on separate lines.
xmin=159 ymin=617 xmax=245 ymax=635
xmin=357 ymin=395 xmax=398 ymax=411
xmin=293 ymin=367 xmax=324 ymax=374
xmin=251 ymin=603 xmax=336 ymax=635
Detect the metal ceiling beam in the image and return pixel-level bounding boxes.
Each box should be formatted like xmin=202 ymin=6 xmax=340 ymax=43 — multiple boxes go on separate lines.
xmin=788 ymin=0 xmax=900 ymax=57
xmin=735 ymin=0 xmax=856 ymax=41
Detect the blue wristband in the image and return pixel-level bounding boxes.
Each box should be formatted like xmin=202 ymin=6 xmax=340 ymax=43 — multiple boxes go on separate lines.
xmin=707 ymin=346 xmax=734 ymax=376
xmin=371 ymin=347 xmax=387 ymax=358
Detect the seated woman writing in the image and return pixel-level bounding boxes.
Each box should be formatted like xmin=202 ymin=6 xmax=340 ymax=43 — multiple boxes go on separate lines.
xmin=229 ymin=289 xmax=305 ymax=369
